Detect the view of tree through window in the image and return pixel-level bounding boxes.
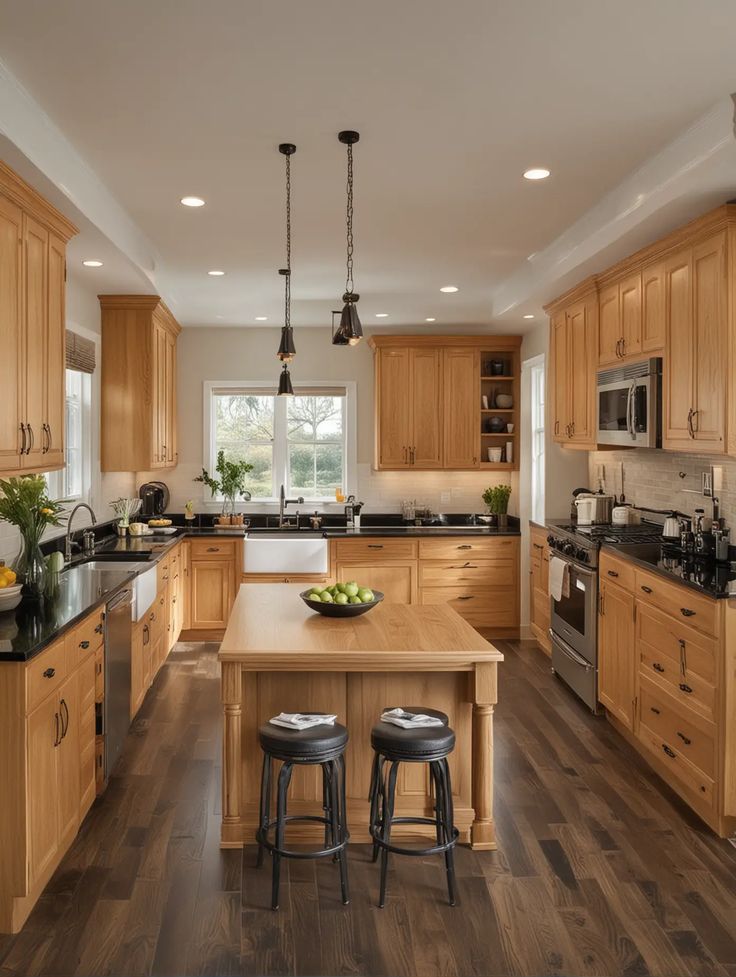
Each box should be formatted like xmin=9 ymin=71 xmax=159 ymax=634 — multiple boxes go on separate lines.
xmin=211 ymin=389 xmax=346 ymax=499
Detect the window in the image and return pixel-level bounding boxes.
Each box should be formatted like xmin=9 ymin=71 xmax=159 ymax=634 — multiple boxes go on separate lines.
xmin=530 ymin=358 xmax=545 ymax=524
xmin=206 ymin=383 xmax=355 ymax=502
xmin=47 ymin=368 xmax=92 ymax=503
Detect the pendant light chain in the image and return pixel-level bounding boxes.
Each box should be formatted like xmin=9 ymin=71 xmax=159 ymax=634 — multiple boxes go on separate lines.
xmin=285 ymin=149 xmax=292 ymax=328
xmin=345 ymin=140 xmax=354 ymax=296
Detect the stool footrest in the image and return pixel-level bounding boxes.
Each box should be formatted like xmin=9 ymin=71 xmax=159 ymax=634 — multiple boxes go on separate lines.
xmin=370 ymin=816 xmax=459 ymax=857
xmin=257 ymin=813 xmax=350 ymax=860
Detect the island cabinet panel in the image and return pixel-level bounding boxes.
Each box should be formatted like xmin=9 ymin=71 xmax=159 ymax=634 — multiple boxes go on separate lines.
xmin=334 ymin=560 xmax=417 ymax=604
xmin=598 ymin=578 xmax=636 ymax=731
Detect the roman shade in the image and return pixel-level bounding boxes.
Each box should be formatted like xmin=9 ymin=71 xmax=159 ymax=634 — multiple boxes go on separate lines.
xmin=65 ymin=330 xmax=96 ymax=374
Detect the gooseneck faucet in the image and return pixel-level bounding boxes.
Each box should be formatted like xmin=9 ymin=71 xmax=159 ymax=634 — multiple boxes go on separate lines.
xmin=64 ymin=503 xmax=97 ymax=563
xmin=278 ymin=484 xmax=304 ymax=528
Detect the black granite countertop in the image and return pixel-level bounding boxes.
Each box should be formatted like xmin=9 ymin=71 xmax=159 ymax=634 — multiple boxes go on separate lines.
xmin=603 ymin=542 xmax=736 ymax=600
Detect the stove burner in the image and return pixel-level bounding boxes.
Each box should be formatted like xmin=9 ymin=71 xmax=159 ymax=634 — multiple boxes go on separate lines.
xmin=545 ymin=520 xmax=665 ymax=568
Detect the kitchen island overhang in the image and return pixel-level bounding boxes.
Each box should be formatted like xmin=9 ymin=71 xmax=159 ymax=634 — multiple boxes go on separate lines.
xmin=219 ymin=584 xmax=503 ymax=850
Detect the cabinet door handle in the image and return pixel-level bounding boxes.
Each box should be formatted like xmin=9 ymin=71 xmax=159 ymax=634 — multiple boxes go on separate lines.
xmin=46 ymin=423 xmax=53 ymax=450
xmin=554 ymin=420 xmax=559 ymax=435
xmin=569 ymin=421 xmax=575 ymax=436
xmin=607 ymin=570 xmax=619 ymax=578
xmin=79 ymin=640 xmax=90 ymax=650
xmin=680 ymin=608 xmax=695 ymax=618
xmin=19 ymin=422 xmax=26 ymax=455
xmin=679 ymin=683 xmax=693 ymax=695
xmin=662 ymin=744 xmax=676 ymax=759
xmin=403 ymin=446 xmax=407 ymax=463
xmin=652 ymin=662 xmax=665 ymax=673
xmin=95 ymin=622 xmax=104 ymax=634
xmin=687 ymin=408 xmax=695 ymax=438
xmin=54 ymin=712 xmax=60 ymax=748
xmin=640 ymin=585 xmax=653 ymax=594
xmin=60 ymin=698 xmax=69 ymax=740
xmin=43 ymin=667 xmax=56 ymax=678
xmin=143 ymin=624 xmax=150 ymax=646
xmin=26 ymin=423 xmax=34 ymax=454
xmin=41 ymin=423 xmax=48 ymax=454
xmin=677 ymin=731 xmax=692 ymax=745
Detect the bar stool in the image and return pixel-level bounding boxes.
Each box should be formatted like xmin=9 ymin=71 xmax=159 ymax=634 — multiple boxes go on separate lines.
xmin=256 ymin=718 xmax=350 ymax=910
xmin=368 ymin=708 xmax=458 ymax=908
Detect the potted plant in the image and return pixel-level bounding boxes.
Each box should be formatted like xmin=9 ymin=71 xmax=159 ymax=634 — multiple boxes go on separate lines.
xmin=482 ymin=484 xmax=512 ymax=529
xmin=109 ymin=497 xmax=142 ymax=536
xmin=0 ymin=475 xmax=67 ymax=599
xmin=195 ymin=450 xmax=253 ymax=523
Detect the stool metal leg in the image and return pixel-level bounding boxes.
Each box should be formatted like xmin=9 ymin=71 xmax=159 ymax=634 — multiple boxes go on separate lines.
xmin=369 ymin=754 xmax=385 ymax=863
xmin=378 ymin=760 xmax=400 ymax=908
xmin=256 ymin=752 xmax=272 ymax=868
xmin=331 ymin=756 xmax=350 ymax=905
xmin=322 ymin=762 xmax=333 ymax=853
xmin=272 ymin=761 xmax=293 ymax=911
xmin=437 ymin=758 xmax=457 ymax=906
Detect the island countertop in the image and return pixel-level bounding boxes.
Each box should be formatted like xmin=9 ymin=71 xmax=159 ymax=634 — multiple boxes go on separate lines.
xmin=218 ymin=584 xmax=503 ymax=851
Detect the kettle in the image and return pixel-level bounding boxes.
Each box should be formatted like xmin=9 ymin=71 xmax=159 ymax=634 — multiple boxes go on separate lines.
xmin=662 ymin=513 xmax=681 ymax=540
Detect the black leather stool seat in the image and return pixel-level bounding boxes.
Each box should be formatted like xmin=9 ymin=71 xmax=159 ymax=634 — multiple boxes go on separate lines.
xmin=371 ymin=720 xmax=455 ymax=760
xmin=259 ymin=720 xmax=348 ymax=760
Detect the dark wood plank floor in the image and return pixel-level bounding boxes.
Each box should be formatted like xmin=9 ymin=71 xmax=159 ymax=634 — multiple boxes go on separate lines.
xmin=2 ymin=638 xmax=736 ymax=977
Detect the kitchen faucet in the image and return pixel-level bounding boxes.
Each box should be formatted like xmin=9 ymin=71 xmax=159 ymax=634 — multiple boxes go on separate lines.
xmin=279 ymin=484 xmax=304 ymax=529
xmin=64 ymin=503 xmax=97 ymax=563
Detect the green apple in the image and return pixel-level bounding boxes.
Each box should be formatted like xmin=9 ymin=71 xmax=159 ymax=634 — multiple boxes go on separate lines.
xmin=321 ymin=592 xmax=334 ymax=603
xmin=308 ymin=587 xmax=323 ymax=598
xmin=357 ymin=588 xmax=375 ymax=603
xmin=348 ymin=595 xmax=361 ymax=604
xmin=334 ymin=592 xmax=349 ymax=605
xmin=335 ymin=582 xmax=347 ymax=594
xmin=344 ymin=582 xmax=359 ymax=598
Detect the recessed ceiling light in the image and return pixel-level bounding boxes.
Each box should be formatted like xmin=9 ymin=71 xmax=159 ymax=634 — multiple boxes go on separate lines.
xmin=207 ymin=270 xmax=225 ymax=276
xmin=375 ymin=313 xmax=389 ymax=318
xmin=440 ymin=285 xmax=459 ymax=293
xmin=523 ymin=168 xmax=550 ymax=181
xmin=82 ymin=259 xmax=103 ymax=267
xmin=523 ymin=314 xmax=535 ymax=319
xmin=181 ymin=196 xmax=205 ymax=207
xmin=255 ymin=316 xmax=268 ymax=321
xmin=425 ymin=317 xmax=436 ymax=322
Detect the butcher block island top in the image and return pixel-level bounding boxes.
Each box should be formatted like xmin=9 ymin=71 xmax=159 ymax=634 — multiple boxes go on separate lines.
xmin=219 ymin=584 xmax=503 ymax=850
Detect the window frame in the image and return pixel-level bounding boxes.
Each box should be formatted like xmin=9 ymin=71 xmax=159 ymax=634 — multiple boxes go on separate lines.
xmin=46 ymin=366 xmax=93 ymax=505
xmin=203 ymin=380 xmax=357 ymax=506
xmin=529 ymin=356 xmax=546 ymax=525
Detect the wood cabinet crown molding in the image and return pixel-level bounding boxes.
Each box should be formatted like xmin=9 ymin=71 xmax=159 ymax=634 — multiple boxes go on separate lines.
xmin=98 ymin=294 xmax=182 ymax=336
xmin=0 ymin=161 xmax=78 ymax=242
xmin=369 ymin=334 xmax=521 ymax=349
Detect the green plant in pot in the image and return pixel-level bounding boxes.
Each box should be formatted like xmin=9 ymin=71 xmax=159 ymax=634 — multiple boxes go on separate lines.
xmin=0 ymin=475 xmax=67 ymax=599
xmin=482 ymin=484 xmax=512 ymax=529
xmin=195 ymin=450 xmax=254 ymax=519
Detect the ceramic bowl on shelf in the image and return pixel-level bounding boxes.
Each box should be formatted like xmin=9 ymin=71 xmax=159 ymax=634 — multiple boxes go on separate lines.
xmin=487 ymin=416 xmax=506 ymax=433
xmin=488 ymin=447 xmax=503 ymax=462
xmin=495 ymin=393 xmax=513 ymax=409
xmin=300 ymin=589 xmax=384 ymax=618
xmin=0 ymin=583 xmax=23 ymax=613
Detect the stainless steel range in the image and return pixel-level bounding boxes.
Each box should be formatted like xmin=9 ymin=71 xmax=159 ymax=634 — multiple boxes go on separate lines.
xmin=546 ymin=521 xmax=663 ymax=711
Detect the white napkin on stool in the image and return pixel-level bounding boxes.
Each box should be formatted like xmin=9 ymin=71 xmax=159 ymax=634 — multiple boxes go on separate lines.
xmin=269 ymin=713 xmax=337 ymax=730
xmin=380 ymin=708 xmax=444 ymax=729
xmin=548 ymin=556 xmax=570 ymax=602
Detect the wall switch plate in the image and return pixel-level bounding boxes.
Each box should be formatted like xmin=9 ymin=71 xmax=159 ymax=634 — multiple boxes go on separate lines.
xmin=702 ymin=471 xmax=713 ymax=497
xmin=712 ymin=465 xmax=723 ymax=493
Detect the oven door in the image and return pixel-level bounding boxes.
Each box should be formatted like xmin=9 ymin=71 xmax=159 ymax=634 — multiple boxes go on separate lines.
xmin=597 ymin=375 xmax=656 ymax=447
xmin=549 ymin=559 xmax=598 ymax=663
xmin=550 ymin=630 xmax=598 ymax=712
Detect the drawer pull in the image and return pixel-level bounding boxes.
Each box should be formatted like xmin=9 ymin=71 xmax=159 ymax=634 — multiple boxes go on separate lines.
xmin=367 ymin=544 xmax=384 ymax=549
xmin=662 ymin=744 xmax=676 ymax=759
xmin=94 ymin=623 xmax=104 ymax=634
xmin=456 ymin=595 xmax=474 ymax=601
xmin=676 ymin=731 xmax=692 ymax=745
xmin=452 ymin=562 xmax=477 ymax=569
xmin=143 ymin=624 xmax=150 ymax=646
xmin=457 ymin=545 xmax=473 ymax=550
xmin=679 ymin=683 xmax=693 ymax=695
xmin=43 ymin=667 xmax=56 ymax=679
xmin=649 ymin=706 xmax=661 ymax=715
xmin=652 ymin=662 xmax=665 ymax=673
xmin=79 ymin=640 xmax=90 ymax=650
xmin=640 ymin=585 xmax=653 ymax=594
xmin=607 ymin=570 xmax=619 ymax=578
xmin=680 ymin=608 xmax=695 ymax=618
xmin=206 ymin=547 xmax=219 ymax=553
xmin=532 ymin=543 xmax=543 ymax=551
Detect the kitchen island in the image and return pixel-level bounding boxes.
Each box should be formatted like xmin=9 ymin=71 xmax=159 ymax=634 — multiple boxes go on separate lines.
xmin=219 ymin=584 xmax=503 ymax=849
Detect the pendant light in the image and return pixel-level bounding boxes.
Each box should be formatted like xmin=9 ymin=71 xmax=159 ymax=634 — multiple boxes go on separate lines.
xmin=277 ymin=142 xmax=296 ymax=393
xmin=332 ymin=130 xmax=363 ymax=347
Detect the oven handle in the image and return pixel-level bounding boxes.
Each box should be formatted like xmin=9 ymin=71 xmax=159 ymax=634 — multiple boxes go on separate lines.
xmin=549 ymin=630 xmax=595 ymax=671
xmin=554 ymin=556 xmax=597 ymax=579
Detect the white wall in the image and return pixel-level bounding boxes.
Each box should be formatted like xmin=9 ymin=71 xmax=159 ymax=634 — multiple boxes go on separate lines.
xmin=137 ymin=327 xmax=520 ymax=517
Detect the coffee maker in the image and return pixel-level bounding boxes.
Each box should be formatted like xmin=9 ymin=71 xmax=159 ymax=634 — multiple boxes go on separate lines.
xmin=139 ymin=481 xmax=169 ymax=517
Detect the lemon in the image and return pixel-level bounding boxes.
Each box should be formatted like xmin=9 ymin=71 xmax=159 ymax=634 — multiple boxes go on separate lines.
xmin=0 ymin=579 xmax=7 ymax=589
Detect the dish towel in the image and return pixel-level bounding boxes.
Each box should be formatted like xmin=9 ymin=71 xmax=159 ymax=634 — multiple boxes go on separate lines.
xmin=380 ymin=708 xmax=444 ymax=729
xmin=548 ymin=556 xmax=570 ymax=602
xmin=269 ymin=713 xmax=337 ymax=730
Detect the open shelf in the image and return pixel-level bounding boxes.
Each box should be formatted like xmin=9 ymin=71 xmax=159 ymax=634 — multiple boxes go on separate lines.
xmin=480 ymin=375 xmax=515 ymax=381
xmin=481 ymin=408 xmax=514 ymax=413
xmin=479 ymin=347 xmax=520 ymax=470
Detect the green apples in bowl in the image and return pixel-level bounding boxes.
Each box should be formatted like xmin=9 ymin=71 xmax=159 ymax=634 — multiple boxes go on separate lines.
xmin=301 ymin=582 xmax=383 ymax=618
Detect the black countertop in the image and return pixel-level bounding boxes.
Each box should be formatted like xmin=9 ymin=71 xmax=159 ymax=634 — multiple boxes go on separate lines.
xmin=0 ymin=517 xmax=520 ymax=663
xmin=604 ymin=542 xmax=736 ymax=600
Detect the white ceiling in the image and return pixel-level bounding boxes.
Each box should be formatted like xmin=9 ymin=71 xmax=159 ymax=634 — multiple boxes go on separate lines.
xmin=1 ymin=0 xmax=736 ymax=328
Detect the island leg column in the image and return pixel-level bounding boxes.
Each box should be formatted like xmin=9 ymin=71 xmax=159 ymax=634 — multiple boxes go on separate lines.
xmin=471 ymin=661 xmax=497 ymax=850
xmin=221 ymin=662 xmax=243 ymax=847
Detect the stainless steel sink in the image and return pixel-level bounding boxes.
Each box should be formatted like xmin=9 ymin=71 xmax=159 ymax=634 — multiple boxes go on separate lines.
xmin=73 ymin=561 xmax=151 ymax=573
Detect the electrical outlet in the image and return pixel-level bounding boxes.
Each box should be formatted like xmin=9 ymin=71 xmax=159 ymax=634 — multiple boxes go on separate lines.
xmin=712 ymin=465 xmax=723 ymax=494
xmin=702 ymin=471 xmax=713 ymax=498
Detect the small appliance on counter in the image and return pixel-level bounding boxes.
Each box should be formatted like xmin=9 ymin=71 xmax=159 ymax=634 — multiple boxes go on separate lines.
xmin=139 ymin=481 xmax=170 ymax=517
xmin=573 ymin=492 xmax=614 ymax=526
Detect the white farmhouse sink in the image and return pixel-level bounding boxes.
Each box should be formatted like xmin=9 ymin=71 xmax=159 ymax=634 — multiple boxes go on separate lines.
xmin=244 ymin=534 xmax=328 ymax=575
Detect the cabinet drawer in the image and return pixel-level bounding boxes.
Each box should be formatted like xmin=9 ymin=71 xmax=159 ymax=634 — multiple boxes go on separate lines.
xmin=69 ymin=607 xmax=105 ymax=663
xmin=600 ymin=551 xmax=635 ymax=592
xmin=419 ymin=560 xmax=515 ymax=588
xmin=189 ymin=538 xmax=238 ymax=561
xmin=637 ymin=720 xmax=715 ymax=809
xmin=638 ymin=642 xmax=715 ymax=722
xmin=639 ymin=676 xmax=716 ymax=779
xmin=333 ymin=538 xmax=418 ymax=561
xmin=418 ymin=537 xmax=518 ymax=561
xmin=635 ymin=568 xmax=719 ymax=637
xmin=636 ymin=602 xmax=716 ymax=684
xmin=26 ymin=638 xmax=67 ymax=713
xmin=420 ymin=586 xmax=518 ymax=628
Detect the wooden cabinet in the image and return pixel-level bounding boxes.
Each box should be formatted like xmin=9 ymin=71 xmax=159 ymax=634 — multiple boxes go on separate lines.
xmin=641 ymin=261 xmax=665 ymax=353
xmin=26 ymin=692 xmax=61 ymax=888
xmin=99 ymin=295 xmax=181 ymax=471
xmin=0 ymin=164 xmax=76 ymax=475
xmin=443 ymin=347 xmax=479 ymax=469
xmin=370 ymin=337 xmax=521 ymax=471
xmin=187 ymin=540 xmax=240 ymax=632
xmin=663 ymin=233 xmax=727 ymax=452
xmin=529 ymin=525 xmax=550 ymax=655
xmin=547 ymin=287 xmax=597 ymax=448
xmin=334 ymin=560 xmax=417 ymax=604
xmin=598 ymin=577 xmax=636 ymax=730
xmin=597 ymin=271 xmax=650 ymax=366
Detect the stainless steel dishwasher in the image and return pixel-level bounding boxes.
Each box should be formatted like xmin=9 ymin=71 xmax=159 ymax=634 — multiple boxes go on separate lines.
xmin=105 ymin=586 xmax=133 ymax=778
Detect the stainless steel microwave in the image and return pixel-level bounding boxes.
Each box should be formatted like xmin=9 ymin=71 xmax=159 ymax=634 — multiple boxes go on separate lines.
xmin=596 ymin=358 xmax=662 ymax=448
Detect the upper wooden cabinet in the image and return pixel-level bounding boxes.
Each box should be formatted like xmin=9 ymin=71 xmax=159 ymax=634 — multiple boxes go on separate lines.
xmin=100 ymin=295 xmax=181 ymax=471
xmin=0 ymin=162 xmax=77 ymax=475
xmin=370 ymin=336 xmax=521 ymax=471
xmin=546 ymin=285 xmax=598 ymax=450
xmin=597 ymin=271 xmax=655 ymax=366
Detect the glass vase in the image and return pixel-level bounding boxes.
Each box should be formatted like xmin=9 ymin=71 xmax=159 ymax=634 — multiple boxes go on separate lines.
xmin=14 ymin=533 xmax=47 ymax=600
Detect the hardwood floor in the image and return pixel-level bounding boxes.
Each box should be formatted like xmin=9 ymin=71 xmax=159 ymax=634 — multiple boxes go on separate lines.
xmin=2 ymin=638 xmax=736 ymax=976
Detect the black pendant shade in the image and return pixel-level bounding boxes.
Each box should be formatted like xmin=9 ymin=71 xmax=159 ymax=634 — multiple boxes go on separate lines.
xmin=277 ymin=363 xmax=294 ymax=397
xmin=332 ymin=130 xmax=362 ymax=347
xmin=335 ymin=292 xmax=363 ymax=346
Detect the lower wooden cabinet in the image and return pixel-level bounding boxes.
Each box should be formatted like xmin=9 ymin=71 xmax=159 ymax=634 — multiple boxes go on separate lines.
xmin=188 ymin=539 xmax=239 ymax=631
xmin=334 ymin=560 xmax=418 ymax=604
xmin=598 ymin=575 xmax=635 ymax=730
xmin=529 ymin=525 xmax=551 ymax=654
